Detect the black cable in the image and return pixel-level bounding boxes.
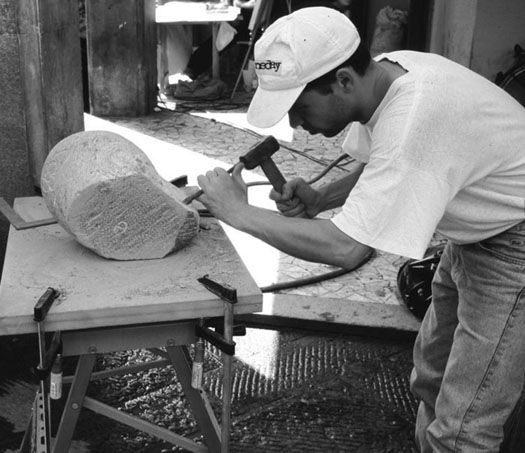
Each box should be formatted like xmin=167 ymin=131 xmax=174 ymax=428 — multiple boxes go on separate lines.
xmin=259 ymin=268 xmax=352 ymax=292
xmin=244 ymin=152 xmax=352 ymax=188
xmin=306 ymin=153 xmax=353 ymax=185
xmin=259 ymin=251 xmax=374 ymax=293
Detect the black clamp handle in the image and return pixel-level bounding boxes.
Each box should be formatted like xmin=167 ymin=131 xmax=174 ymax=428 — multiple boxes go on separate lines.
xmin=195 ymin=324 xmax=236 ymax=356
xmin=197 ymin=274 xmax=237 ymax=304
xmin=33 ymin=288 xmax=61 ymax=381
xmin=197 ymin=275 xmax=240 ymax=355
xmin=35 ymin=331 xmax=63 ymax=382
xmin=34 ymin=287 xmax=60 ymax=322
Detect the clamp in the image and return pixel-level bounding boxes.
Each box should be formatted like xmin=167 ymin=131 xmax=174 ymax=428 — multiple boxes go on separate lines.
xmin=195 ymin=275 xmax=245 ymax=453
xmin=20 ymin=287 xmax=62 ymax=453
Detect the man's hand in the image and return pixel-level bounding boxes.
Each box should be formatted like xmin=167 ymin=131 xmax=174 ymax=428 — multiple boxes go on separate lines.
xmin=269 ymin=178 xmax=321 ymax=218
xmin=197 ymin=164 xmax=248 ymax=225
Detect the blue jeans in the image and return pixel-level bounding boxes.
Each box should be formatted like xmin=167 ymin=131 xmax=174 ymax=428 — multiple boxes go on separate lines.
xmin=410 ymin=220 xmax=525 ymax=452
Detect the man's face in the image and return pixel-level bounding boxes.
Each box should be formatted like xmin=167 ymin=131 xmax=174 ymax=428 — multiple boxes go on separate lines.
xmin=288 ymin=87 xmax=353 ymax=138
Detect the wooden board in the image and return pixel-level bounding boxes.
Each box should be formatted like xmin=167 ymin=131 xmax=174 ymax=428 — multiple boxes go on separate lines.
xmin=257 ymin=294 xmax=420 ymax=333
xmin=0 ymin=197 xmax=262 ymax=335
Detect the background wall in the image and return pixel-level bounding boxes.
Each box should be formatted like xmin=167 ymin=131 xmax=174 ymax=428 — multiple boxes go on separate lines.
xmin=430 ymin=0 xmax=525 ymax=82
xmin=471 ymin=0 xmax=525 ymax=81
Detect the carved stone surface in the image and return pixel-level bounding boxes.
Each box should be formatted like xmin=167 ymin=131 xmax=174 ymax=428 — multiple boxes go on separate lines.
xmin=41 ymin=130 xmax=199 ymax=260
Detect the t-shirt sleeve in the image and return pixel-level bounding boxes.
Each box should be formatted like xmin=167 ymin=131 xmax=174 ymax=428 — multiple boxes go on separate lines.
xmin=342 ymin=123 xmax=372 ymax=163
xmin=331 ymin=155 xmax=453 ymax=259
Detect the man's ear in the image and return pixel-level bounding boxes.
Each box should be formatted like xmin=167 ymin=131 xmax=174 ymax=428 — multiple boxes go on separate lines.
xmin=335 ymin=67 xmax=355 ymax=91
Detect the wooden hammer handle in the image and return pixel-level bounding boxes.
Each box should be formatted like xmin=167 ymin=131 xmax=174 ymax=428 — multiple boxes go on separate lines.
xmin=260 ymin=159 xmax=287 ymax=193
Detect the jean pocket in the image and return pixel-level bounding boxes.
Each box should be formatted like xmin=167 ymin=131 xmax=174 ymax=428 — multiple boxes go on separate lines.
xmin=477 ymin=237 xmax=525 ymax=266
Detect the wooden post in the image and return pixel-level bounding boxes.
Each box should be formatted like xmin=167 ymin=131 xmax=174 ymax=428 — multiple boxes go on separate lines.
xmin=17 ymin=0 xmax=85 ymax=184
xmin=0 ymin=0 xmax=32 ymax=274
xmin=0 ymin=0 xmax=83 ymax=273
xmin=86 ymin=0 xmax=157 ymax=116
xmin=429 ymin=0 xmax=478 ymax=67
xmin=0 ymin=1 xmax=33 ymax=200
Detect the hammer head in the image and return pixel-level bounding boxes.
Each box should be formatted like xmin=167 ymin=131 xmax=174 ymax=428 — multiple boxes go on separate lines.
xmin=239 ymin=136 xmax=280 ymax=170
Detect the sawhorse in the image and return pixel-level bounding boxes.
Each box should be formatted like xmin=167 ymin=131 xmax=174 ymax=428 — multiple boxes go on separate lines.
xmin=20 ymin=320 xmax=230 ymax=453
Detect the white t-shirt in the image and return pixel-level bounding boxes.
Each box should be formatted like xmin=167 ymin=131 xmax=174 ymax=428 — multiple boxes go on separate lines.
xmin=331 ymin=51 xmax=525 ymax=259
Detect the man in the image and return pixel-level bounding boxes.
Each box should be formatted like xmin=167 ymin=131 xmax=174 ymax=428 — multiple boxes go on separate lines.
xmin=196 ymin=7 xmax=525 ymax=452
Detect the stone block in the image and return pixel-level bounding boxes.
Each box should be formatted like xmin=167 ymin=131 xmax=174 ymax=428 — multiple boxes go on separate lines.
xmin=41 ymin=131 xmax=200 ymax=260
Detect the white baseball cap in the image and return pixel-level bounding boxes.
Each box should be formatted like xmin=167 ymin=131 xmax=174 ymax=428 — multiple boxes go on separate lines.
xmin=247 ymin=7 xmax=361 ymax=128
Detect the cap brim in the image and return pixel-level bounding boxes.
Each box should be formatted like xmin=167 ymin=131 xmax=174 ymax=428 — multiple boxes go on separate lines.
xmin=247 ymin=84 xmax=305 ymax=129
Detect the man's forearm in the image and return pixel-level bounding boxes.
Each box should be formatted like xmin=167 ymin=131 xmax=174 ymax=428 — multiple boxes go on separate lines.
xmin=228 ymin=203 xmax=371 ymax=269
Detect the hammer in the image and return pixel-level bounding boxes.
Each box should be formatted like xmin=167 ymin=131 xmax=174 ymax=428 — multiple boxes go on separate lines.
xmin=239 ymin=135 xmax=286 ymax=193
xmin=182 ymin=135 xmax=284 ymax=204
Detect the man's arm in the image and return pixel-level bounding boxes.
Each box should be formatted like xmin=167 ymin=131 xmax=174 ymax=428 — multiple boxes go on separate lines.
xmin=227 ymin=205 xmax=372 ymax=268
xmin=271 ymin=162 xmax=366 ymax=217
xmin=197 ymin=166 xmax=372 ymax=269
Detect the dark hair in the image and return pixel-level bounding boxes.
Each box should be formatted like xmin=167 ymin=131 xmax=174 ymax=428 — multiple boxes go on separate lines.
xmin=304 ymin=41 xmax=372 ymax=94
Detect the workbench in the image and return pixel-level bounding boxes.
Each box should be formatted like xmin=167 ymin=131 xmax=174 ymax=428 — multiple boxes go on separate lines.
xmin=0 ymin=194 xmax=261 ymax=449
